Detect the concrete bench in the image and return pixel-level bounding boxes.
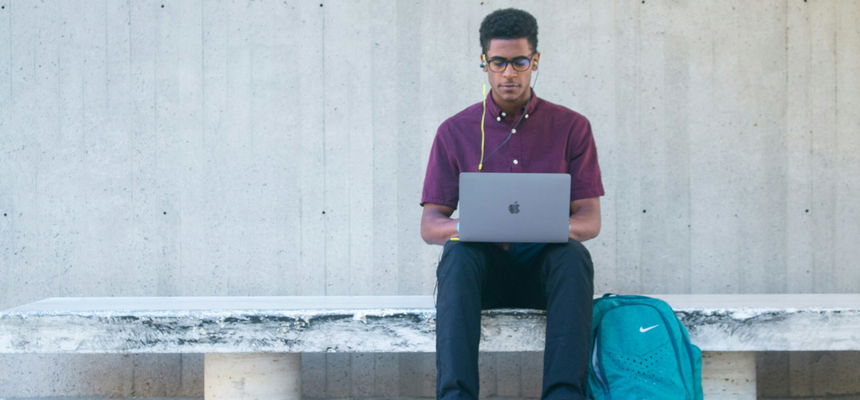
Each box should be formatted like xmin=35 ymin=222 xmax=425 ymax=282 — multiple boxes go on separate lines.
xmin=1 ymin=294 xmax=859 ymax=400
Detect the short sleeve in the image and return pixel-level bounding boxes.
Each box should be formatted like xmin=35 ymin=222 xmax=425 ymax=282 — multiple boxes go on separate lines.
xmin=421 ymin=125 xmax=460 ymax=208
xmin=568 ymin=118 xmax=605 ymax=201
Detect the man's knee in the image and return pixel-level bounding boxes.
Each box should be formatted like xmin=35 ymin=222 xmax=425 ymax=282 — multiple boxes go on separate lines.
xmin=437 ymin=241 xmax=490 ymax=282
xmin=544 ymin=240 xmax=594 ymax=281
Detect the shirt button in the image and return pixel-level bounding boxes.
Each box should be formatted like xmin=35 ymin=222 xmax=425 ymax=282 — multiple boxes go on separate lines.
xmin=524 ymin=114 xmax=529 ymax=119
xmin=496 ymin=116 xmax=502 ymax=122
xmin=501 ymin=112 xmax=507 ymax=117
xmin=511 ymin=128 xmax=517 ymax=134
xmin=513 ymin=159 xmax=519 ymax=165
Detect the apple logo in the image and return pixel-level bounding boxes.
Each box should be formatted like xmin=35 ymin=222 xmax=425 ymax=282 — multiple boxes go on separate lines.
xmin=508 ymin=201 xmax=520 ymax=214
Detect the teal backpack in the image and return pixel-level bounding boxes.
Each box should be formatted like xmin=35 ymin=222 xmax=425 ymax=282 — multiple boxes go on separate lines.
xmin=588 ymin=294 xmax=703 ymax=400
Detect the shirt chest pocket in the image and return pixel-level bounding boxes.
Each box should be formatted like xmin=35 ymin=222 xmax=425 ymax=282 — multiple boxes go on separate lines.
xmin=527 ymin=153 xmax=568 ymax=174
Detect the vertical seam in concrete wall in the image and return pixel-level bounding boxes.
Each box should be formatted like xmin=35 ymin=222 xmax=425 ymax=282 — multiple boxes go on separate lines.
xmin=831 ymin=4 xmax=838 ymax=292
xmin=685 ymin=0 xmax=695 ymax=294
xmin=7 ymin=0 xmax=11 ymax=105
xmin=322 ymin=3 xmax=327 ymax=297
xmin=199 ymin=0 xmax=204 ymax=167
xmin=782 ymin=0 xmax=789 ymax=293
xmin=296 ymin=0 xmax=303 ymax=298
xmin=104 ymin=0 xmax=108 ymax=112
xmin=345 ymin=0 xmax=352 ymax=299
xmin=369 ymin=2 xmax=377 ymax=299
xmin=320 ymin=6 xmax=328 ymax=395
xmin=54 ymin=4 xmax=63 ymax=296
xmin=195 ymin=0 xmax=206 ymax=300
xmin=806 ymin=2 xmax=815 ymax=291
xmin=612 ymin=0 xmax=620 ymax=296
xmin=733 ymin=3 xmax=743 ymax=293
xmin=154 ymin=1 xmax=161 ymax=260
xmin=778 ymin=0 xmax=792 ymax=357
xmin=635 ymin=0 xmax=643 ymax=289
xmin=125 ymin=0 xmax=134 ymax=262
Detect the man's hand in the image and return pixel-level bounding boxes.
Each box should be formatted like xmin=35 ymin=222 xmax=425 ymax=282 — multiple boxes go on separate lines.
xmin=421 ymin=198 xmax=600 ymax=245
xmin=420 ymin=203 xmax=459 ymax=245
xmin=568 ymin=197 xmax=601 ymax=241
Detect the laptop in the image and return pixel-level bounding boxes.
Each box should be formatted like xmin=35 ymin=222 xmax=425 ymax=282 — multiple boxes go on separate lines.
xmin=457 ymin=172 xmax=570 ymax=243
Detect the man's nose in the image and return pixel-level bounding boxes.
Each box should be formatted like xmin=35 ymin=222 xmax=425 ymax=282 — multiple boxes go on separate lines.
xmin=502 ymin=63 xmax=518 ymax=78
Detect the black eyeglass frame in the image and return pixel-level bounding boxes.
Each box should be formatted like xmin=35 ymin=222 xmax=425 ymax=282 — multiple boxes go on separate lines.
xmin=483 ymin=53 xmax=537 ymax=73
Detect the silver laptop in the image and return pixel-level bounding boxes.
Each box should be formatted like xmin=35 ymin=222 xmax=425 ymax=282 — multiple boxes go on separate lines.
xmin=458 ymin=172 xmax=570 ymax=243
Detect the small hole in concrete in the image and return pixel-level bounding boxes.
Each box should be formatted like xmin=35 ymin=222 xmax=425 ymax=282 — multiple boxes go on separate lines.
xmin=322 ymin=211 xmax=326 ymax=215
xmin=1 ymin=5 xmax=5 ymax=10
xmin=163 ymin=211 xmax=167 ymax=215
xmin=161 ymin=4 xmax=165 ymax=8
xmin=319 ymin=3 xmax=323 ymax=6
xmin=642 ymin=209 xmax=647 ymax=213
xmin=805 ymin=209 xmax=809 ymax=213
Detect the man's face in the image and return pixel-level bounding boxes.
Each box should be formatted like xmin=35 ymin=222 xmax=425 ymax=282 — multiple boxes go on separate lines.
xmin=483 ymin=38 xmax=540 ymax=108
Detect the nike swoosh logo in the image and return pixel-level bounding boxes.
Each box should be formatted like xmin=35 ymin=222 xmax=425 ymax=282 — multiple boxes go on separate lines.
xmin=639 ymin=325 xmax=659 ymax=333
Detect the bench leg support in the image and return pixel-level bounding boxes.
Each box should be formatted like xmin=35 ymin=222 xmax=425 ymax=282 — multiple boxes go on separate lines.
xmin=702 ymin=351 xmax=756 ymax=400
xmin=204 ymin=353 xmax=301 ymax=400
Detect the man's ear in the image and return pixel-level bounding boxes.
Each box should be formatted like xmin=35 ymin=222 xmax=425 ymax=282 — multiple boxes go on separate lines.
xmin=480 ymin=54 xmax=488 ymax=71
xmin=532 ymin=52 xmax=541 ymax=70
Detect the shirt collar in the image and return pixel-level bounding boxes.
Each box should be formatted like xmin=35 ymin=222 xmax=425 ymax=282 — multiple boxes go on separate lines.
xmin=486 ymin=88 xmax=540 ymax=119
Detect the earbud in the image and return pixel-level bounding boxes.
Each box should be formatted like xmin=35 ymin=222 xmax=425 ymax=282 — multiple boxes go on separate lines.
xmin=480 ymin=54 xmax=487 ymax=69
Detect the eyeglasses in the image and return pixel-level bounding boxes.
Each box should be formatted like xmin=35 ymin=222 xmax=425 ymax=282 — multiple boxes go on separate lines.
xmin=484 ymin=54 xmax=536 ymax=73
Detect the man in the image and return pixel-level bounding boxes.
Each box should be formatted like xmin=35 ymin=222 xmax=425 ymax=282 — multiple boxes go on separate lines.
xmin=419 ymin=8 xmax=604 ymax=400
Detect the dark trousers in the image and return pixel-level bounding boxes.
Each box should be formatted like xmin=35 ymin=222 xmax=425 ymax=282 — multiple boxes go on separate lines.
xmin=435 ymin=240 xmax=594 ymax=400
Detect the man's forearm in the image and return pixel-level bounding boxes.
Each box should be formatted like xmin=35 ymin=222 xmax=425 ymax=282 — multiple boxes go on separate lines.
xmin=421 ymin=215 xmax=459 ymax=245
xmin=568 ymin=214 xmax=600 ymax=242
xmin=568 ymin=198 xmax=602 ymax=242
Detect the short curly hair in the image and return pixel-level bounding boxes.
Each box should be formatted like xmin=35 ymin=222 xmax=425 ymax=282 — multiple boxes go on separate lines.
xmin=479 ymin=8 xmax=538 ymax=55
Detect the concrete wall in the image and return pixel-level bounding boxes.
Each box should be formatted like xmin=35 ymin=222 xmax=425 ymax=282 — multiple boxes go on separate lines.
xmin=1 ymin=0 xmax=858 ymax=398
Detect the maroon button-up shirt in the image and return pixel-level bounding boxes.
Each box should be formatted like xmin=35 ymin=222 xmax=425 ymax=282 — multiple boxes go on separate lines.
xmin=421 ymin=90 xmax=604 ymax=209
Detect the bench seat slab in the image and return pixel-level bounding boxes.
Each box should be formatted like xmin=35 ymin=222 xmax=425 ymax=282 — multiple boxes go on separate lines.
xmin=2 ymin=295 xmax=860 ymax=353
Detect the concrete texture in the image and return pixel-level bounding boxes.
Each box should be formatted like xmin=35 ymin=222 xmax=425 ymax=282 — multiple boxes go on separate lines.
xmin=204 ymin=353 xmax=301 ymax=400
xmin=703 ymin=352 xmax=757 ymax=400
xmin=0 ymin=0 xmax=859 ymax=398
